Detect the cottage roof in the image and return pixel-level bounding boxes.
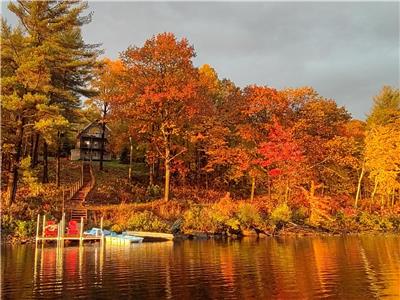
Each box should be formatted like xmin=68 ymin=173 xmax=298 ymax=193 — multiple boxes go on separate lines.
xmin=77 ymin=120 xmax=111 ymax=138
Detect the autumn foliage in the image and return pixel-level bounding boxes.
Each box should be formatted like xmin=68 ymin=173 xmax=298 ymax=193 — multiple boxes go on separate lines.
xmin=2 ymin=15 xmax=400 ymax=237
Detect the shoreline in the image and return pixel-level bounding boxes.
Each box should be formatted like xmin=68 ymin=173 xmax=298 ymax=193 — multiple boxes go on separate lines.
xmin=3 ymin=226 xmax=398 ymax=245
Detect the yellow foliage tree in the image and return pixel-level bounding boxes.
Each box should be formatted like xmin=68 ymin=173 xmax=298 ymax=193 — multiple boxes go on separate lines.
xmin=365 ymin=120 xmax=400 ymax=206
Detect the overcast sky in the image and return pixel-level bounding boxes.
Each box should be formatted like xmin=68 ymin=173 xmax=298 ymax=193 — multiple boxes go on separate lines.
xmin=2 ymin=1 xmax=399 ymax=119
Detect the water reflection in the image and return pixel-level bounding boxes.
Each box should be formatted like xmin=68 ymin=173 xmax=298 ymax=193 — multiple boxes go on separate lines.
xmin=2 ymin=235 xmax=400 ymax=299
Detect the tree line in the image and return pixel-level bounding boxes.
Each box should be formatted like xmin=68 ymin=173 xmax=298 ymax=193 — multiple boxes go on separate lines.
xmin=2 ymin=1 xmax=399 ymax=214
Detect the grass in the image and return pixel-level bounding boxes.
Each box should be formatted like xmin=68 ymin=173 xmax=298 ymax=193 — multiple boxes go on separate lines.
xmin=88 ymin=161 xmax=148 ymax=204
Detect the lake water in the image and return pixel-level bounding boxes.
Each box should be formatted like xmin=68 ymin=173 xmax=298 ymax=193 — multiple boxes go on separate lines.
xmin=1 ymin=235 xmax=399 ymax=299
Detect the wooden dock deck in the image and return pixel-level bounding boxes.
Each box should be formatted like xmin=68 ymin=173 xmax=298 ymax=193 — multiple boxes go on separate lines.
xmin=125 ymin=231 xmax=174 ymax=240
xmin=35 ymin=214 xmax=105 ymax=244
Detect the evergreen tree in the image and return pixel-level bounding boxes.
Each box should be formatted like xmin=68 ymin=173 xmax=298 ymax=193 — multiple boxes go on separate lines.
xmin=2 ymin=0 xmax=100 ymax=204
xmin=1 ymin=19 xmax=51 ymax=206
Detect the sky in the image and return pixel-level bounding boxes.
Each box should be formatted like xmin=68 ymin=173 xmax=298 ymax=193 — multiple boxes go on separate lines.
xmin=2 ymin=1 xmax=399 ymax=119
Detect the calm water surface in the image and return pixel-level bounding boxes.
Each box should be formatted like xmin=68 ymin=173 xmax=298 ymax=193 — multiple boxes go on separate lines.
xmin=1 ymin=235 xmax=400 ymax=299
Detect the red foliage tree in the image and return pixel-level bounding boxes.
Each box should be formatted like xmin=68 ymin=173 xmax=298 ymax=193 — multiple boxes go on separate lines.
xmin=257 ymin=121 xmax=304 ymax=201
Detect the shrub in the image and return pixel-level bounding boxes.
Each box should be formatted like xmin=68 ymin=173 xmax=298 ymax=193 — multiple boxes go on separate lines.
xmin=236 ymin=202 xmax=262 ymax=229
xmin=388 ymin=214 xmax=400 ymax=231
xmin=292 ymin=206 xmax=309 ymax=224
xmin=155 ymin=200 xmax=183 ymax=220
xmin=379 ymin=218 xmax=393 ymax=231
xmin=357 ymin=212 xmax=380 ymax=231
xmin=209 ymin=194 xmax=236 ymax=226
xmin=1 ymin=214 xmax=16 ymax=235
xmin=182 ymin=204 xmax=217 ymax=232
xmin=270 ymin=203 xmax=292 ymax=226
xmin=14 ymin=220 xmax=35 ymax=238
xmin=333 ymin=210 xmax=360 ymax=232
xmin=126 ymin=210 xmax=169 ymax=232
xmin=146 ymin=184 xmax=161 ymax=198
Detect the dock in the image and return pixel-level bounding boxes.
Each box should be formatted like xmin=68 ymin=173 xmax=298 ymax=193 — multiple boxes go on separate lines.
xmin=36 ymin=235 xmax=103 ymax=242
xmin=125 ymin=231 xmax=174 ymax=241
xmin=35 ymin=214 xmax=105 ymax=245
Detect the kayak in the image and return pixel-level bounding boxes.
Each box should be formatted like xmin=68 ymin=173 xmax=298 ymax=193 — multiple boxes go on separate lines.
xmin=84 ymin=227 xmax=111 ymax=236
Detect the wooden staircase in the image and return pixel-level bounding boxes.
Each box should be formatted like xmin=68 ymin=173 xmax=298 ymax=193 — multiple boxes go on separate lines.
xmin=68 ymin=163 xmax=94 ymax=223
xmin=71 ymin=208 xmax=88 ymax=222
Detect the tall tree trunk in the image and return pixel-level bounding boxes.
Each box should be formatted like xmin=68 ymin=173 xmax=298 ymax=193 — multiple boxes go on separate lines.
xmin=56 ymin=152 xmax=61 ymax=187
xmin=155 ymin=159 xmax=160 ymax=182
xmin=250 ymin=176 xmax=256 ymax=201
xmin=128 ymin=137 xmax=133 ymax=181
xmin=354 ymin=165 xmax=365 ymax=208
xmin=31 ymin=133 xmax=39 ymax=168
xmin=22 ymin=134 xmax=29 ymax=158
xmin=371 ymin=177 xmax=378 ymax=202
xmin=56 ymin=132 xmax=61 ymax=187
xmin=149 ymin=163 xmax=154 ymax=186
xmin=164 ymin=146 xmax=170 ymax=201
xmin=284 ymin=179 xmax=289 ymax=203
xmin=42 ymin=141 xmax=49 ymax=183
xmin=30 ymin=133 xmax=34 ymax=161
xmin=6 ymin=118 xmax=25 ymax=207
xmin=99 ymin=102 xmax=108 ymax=171
xmin=196 ymin=147 xmax=200 ymax=188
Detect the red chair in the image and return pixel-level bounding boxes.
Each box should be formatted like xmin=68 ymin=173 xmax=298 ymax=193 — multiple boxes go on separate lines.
xmin=67 ymin=220 xmax=79 ymax=235
xmin=44 ymin=220 xmax=58 ymax=237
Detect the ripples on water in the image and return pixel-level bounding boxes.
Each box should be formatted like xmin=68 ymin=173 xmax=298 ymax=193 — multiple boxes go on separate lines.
xmin=1 ymin=235 xmax=399 ymax=299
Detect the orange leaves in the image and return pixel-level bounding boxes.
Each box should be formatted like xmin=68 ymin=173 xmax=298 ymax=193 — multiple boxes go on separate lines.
xmin=243 ymin=85 xmax=281 ymax=117
xmin=100 ymin=33 xmax=368 ymax=204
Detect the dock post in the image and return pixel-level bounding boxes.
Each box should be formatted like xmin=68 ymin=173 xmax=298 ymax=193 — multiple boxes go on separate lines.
xmin=36 ymin=214 xmax=40 ymax=245
xmin=57 ymin=223 xmax=60 ymax=246
xmin=62 ymin=213 xmax=65 ymax=238
xmin=62 ymin=189 xmax=65 ymax=215
xmin=42 ymin=215 xmax=46 ymax=238
xmin=100 ymin=216 xmax=104 ymax=243
xmin=80 ymin=216 xmax=84 ymax=246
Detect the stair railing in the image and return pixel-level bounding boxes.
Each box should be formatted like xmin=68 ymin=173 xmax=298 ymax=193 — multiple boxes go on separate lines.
xmin=61 ymin=171 xmax=84 ymax=214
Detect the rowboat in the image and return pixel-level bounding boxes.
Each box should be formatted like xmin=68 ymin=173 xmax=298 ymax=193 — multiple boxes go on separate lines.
xmin=84 ymin=228 xmax=144 ymax=244
xmin=105 ymin=233 xmax=144 ymax=244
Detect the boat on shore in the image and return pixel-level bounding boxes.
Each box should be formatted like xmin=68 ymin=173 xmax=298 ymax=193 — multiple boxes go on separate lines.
xmin=84 ymin=228 xmax=144 ymax=244
xmin=105 ymin=234 xmax=144 ymax=244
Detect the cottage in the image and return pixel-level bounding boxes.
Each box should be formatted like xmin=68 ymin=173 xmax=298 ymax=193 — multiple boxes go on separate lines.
xmin=70 ymin=120 xmax=111 ymax=161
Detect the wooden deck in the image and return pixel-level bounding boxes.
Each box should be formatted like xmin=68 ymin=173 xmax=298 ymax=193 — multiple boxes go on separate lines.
xmin=35 ymin=214 xmax=105 ymax=244
xmin=126 ymin=231 xmax=174 ymax=240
